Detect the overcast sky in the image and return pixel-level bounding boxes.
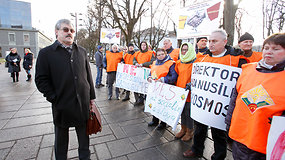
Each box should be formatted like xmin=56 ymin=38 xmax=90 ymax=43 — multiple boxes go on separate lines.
xmin=22 ymin=0 xmax=264 ymax=45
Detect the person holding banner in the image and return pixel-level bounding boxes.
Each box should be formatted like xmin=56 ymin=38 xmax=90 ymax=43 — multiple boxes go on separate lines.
xmin=103 ymin=44 xmax=123 ymax=100
xmin=133 ymin=41 xmax=155 ymax=106
xmin=183 ymin=29 xmax=248 ymax=159
xmin=174 ymin=42 xmax=196 ymax=141
xmin=195 ymin=37 xmax=208 ymax=54
xmin=226 ymin=33 xmax=285 ymax=160
xmin=147 ymin=48 xmax=178 ymax=130
xmin=238 ymin=32 xmax=262 ymax=63
xmin=121 ymin=43 xmax=136 ymax=101
xmin=163 ymin=38 xmax=180 ymax=61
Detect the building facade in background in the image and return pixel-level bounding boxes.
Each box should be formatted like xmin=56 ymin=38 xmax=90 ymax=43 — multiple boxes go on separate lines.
xmin=0 ymin=0 xmax=52 ymax=58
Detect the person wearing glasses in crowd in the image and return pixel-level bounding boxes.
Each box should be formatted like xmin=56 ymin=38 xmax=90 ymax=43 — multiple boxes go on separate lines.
xmin=35 ymin=19 xmax=96 ymax=160
xmin=174 ymin=42 xmax=196 ymax=141
xmin=147 ymin=48 xmax=178 ymax=130
xmin=226 ymin=33 xmax=285 ymax=160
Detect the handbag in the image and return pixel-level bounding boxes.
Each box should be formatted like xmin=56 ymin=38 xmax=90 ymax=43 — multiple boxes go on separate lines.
xmin=86 ymin=102 xmax=102 ymax=135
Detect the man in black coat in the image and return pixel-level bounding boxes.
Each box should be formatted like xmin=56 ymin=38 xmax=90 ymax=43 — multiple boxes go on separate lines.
xmin=35 ymin=19 xmax=96 ymax=160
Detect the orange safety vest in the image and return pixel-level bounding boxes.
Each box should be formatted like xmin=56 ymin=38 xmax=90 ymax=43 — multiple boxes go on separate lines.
xmin=229 ymin=63 xmax=285 ymax=154
xmin=123 ymin=53 xmax=136 ymax=65
xmin=195 ymin=54 xmax=244 ymax=67
xmin=175 ymin=60 xmax=193 ymax=102
xmin=169 ymin=48 xmax=180 ymax=61
xmin=246 ymin=51 xmax=262 ymax=63
xmin=135 ymin=50 xmax=153 ymax=64
xmin=106 ymin=50 xmax=123 ymax=72
xmin=150 ymin=60 xmax=174 ymax=80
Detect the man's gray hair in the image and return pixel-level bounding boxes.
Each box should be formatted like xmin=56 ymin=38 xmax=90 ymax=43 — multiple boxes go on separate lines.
xmin=112 ymin=44 xmax=118 ymax=49
xmin=55 ymin=19 xmax=73 ymax=30
xmin=211 ymin=29 xmax=228 ymax=40
xmin=163 ymin=38 xmax=172 ymax=43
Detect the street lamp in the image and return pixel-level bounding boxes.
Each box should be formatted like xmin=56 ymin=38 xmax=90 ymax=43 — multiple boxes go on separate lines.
xmin=70 ymin=12 xmax=83 ymax=41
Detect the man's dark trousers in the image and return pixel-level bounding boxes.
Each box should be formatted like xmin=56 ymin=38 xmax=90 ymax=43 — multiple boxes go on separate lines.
xmin=191 ymin=121 xmax=227 ymax=160
xmin=55 ymin=125 xmax=90 ymax=160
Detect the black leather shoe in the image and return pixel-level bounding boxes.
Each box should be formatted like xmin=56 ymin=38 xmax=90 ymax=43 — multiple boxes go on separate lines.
xmin=157 ymin=123 xmax=166 ymax=130
xmin=108 ymin=96 xmax=112 ymax=100
xmin=99 ymin=84 xmax=105 ymax=87
xmin=148 ymin=121 xmax=159 ymax=126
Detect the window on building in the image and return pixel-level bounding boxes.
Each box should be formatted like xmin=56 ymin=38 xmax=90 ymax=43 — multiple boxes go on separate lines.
xmin=8 ymin=33 xmax=15 ymax=42
xmin=24 ymin=34 xmax=29 ymax=43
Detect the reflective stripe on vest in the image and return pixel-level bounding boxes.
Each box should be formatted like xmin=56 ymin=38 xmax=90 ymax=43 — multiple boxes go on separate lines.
xmin=229 ymin=63 xmax=285 ymax=154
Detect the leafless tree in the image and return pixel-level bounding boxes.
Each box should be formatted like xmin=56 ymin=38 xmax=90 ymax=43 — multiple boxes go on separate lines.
xmin=263 ymin=0 xmax=285 ymax=38
xmin=223 ymin=0 xmax=243 ymax=45
xmin=235 ymin=8 xmax=248 ymax=40
xmin=105 ymin=0 xmax=148 ymax=45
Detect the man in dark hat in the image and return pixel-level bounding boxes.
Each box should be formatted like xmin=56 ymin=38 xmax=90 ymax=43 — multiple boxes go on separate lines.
xmin=195 ymin=37 xmax=208 ymax=54
xmin=238 ymin=32 xmax=262 ymax=62
xmin=95 ymin=45 xmax=104 ymax=88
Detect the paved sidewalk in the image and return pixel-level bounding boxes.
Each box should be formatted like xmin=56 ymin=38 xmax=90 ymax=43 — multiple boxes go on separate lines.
xmin=0 ymin=62 xmax=233 ymax=160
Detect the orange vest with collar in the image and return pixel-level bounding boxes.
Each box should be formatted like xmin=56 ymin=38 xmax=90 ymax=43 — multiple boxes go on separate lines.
xmin=150 ymin=60 xmax=174 ymax=80
xmin=123 ymin=53 xmax=136 ymax=65
xmin=135 ymin=50 xmax=153 ymax=65
xmin=106 ymin=50 xmax=123 ymax=72
xmin=229 ymin=63 xmax=285 ymax=154
xmin=175 ymin=60 xmax=193 ymax=102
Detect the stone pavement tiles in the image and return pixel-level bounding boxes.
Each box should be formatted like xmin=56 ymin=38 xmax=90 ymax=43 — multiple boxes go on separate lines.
xmin=0 ymin=63 xmax=233 ymax=160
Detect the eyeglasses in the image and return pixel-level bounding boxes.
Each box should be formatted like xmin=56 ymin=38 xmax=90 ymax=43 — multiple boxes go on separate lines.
xmin=156 ymin=54 xmax=165 ymax=57
xmin=181 ymin=49 xmax=188 ymax=52
xmin=60 ymin=27 xmax=75 ymax=33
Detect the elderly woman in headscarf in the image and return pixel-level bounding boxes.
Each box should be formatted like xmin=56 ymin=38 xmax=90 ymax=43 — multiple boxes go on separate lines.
xmin=174 ymin=42 xmax=196 ymax=141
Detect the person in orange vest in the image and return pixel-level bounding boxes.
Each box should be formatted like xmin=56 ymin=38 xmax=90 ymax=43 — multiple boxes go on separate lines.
xmin=147 ymin=48 xmax=178 ymax=130
xmin=183 ymin=29 xmax=248 ymax=159
xmin=163 ymin=38 xmax=180 ymax=61
xmin=238 ymin=32 xmax=262 ymax=63
xmin=103 ymin=44 xmax=123 ymax=100
xmin=133 ymin=41 xmax=155 ymax=106
xmin=226 ymin=33 xmax=285 ymax=160
xmin=175 ymin=42 xmax=196 ymax=141
xmin=121 ymin=43 xmax=136 ymax=101
xmin=195 ymin=37 xmax=208 ymax=54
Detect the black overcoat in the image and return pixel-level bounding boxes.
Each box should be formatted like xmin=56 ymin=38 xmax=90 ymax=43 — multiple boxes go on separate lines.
xmin=35 ymin=41 xmax=96 ymax=128
xmin=23 ymin=52 xmax=33 ymax=70
xmin=5 ymin=52 xmax=21 ymax=73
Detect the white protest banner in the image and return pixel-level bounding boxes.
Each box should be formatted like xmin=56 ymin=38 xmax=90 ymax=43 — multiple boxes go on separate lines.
xmin=100 ymin=28 xmax=121 ymax=44
xmin=116 ymin=63 xmax=150 ymax=94
xmin=267 ymin=116 xmax=285 ymax=160
xmin=144 ymin=81 xmax=189 ymax=131
xmin=177 ymin=0 xmax=223 ymax=39
xmin=190 ymin=62 xmax=242 ymax=131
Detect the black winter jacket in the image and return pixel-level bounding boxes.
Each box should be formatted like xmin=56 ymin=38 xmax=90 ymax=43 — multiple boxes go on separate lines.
xmin=35 ymin=41 xmax=96 ymax=128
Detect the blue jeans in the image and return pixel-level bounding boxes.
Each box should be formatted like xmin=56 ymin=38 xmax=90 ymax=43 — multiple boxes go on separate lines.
xmin=96 ymin=67 xmax=103 ymax=85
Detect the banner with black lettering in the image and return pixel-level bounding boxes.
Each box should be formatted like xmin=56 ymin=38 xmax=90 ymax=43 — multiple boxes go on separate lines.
xmin=116 ymin=63 xmax=150 ymax=94
xmin=145 ymin=81 xmax=189 ymax=131
xmin=190 ymin=62 xmax=242 ymax=130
